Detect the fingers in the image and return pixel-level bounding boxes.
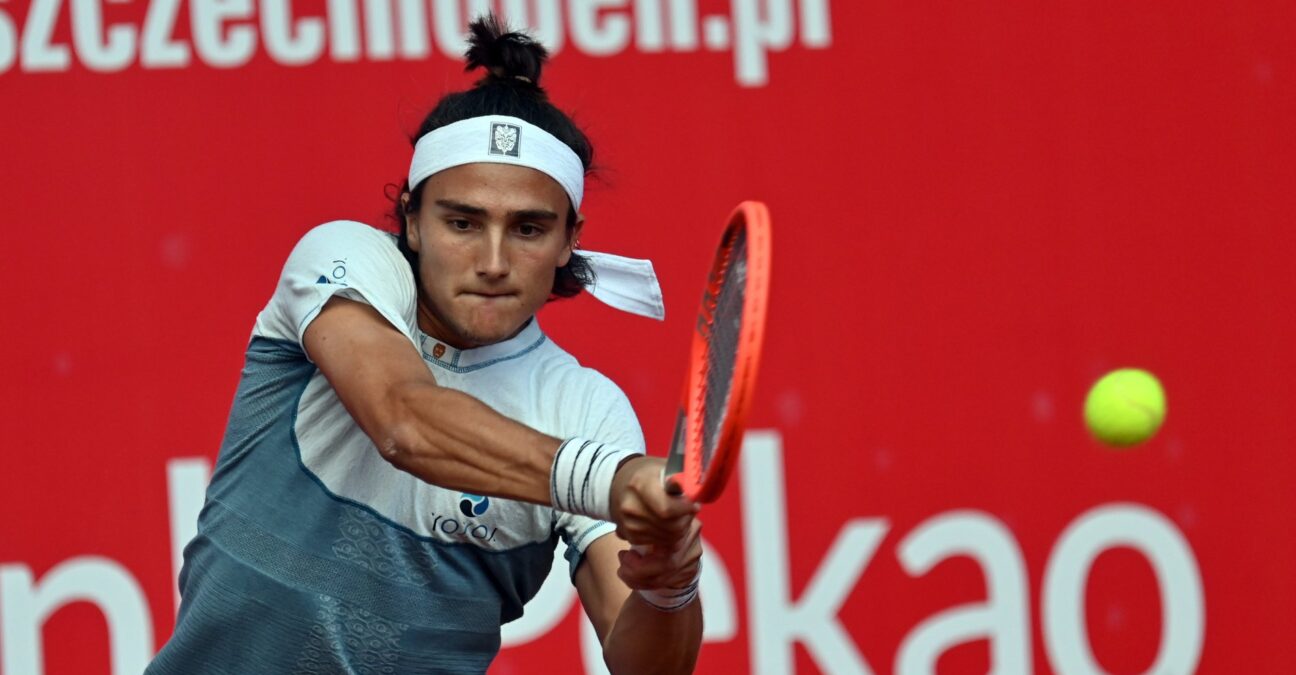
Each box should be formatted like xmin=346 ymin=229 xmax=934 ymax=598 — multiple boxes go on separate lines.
xmin=610 ymin=456 xmax=701 ymax=547
xmin=616 ymin=520 xmax=704 ymax=589
xmin=679 ymin=518 xmax=703 ymax=553
xmin=632 ymin=465 xmax=697 ymax=518
xmin=615 ymin=508 xmax=695 ymax=546
xmin=617 ymin=549 xmax=701 ymax=589
xmin=645 ymin=485 xmax=699 ymax=520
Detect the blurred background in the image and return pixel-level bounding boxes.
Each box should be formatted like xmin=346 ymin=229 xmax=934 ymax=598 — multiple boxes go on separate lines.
xmin=1 ymin=1 xmax=1293 ymax=673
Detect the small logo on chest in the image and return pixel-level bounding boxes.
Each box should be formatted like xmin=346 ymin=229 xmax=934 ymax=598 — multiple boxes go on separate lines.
xmin=459 ymin=493 xmax=490 ymax=517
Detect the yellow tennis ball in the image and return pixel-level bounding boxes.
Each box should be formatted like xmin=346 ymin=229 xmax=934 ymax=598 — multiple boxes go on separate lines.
xmin=1084 ymin=368 xmax=1166 ymax=448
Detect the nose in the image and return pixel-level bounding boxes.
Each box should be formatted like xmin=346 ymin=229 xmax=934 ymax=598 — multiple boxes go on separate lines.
xmin=476 ymin=228 xmax=510 ymax=279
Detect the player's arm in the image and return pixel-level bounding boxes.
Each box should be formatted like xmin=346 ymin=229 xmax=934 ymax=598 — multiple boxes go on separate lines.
xmin=303 ymin=296 xmax=691 ymax=546
xmin=304 ymin=295 xmax=559 ymax=502
xmin=576 ymin=530 xmax=704 ymax=675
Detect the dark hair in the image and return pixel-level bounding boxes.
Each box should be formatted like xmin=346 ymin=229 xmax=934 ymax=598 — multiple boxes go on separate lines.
xmin=392 ymin=14 xmax=594 ymax=299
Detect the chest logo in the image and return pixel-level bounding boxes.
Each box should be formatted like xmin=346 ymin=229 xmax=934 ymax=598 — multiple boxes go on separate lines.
xmin=459 ymin=493 xmax=490 ymax=517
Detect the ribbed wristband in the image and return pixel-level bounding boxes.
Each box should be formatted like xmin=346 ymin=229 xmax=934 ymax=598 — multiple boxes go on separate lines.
xmin=550 ymin=437 xmax=639 ymax=521
xmin=636 ymin=566 xmax=701 ymax=612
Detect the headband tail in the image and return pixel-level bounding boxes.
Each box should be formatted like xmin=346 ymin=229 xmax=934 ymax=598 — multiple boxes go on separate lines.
xmin=580 ymin=250 xmax=666 ymax=321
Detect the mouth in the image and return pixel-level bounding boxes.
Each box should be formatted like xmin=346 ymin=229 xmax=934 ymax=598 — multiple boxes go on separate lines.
xmin=462 ymin=291 xmax=517 ymax=300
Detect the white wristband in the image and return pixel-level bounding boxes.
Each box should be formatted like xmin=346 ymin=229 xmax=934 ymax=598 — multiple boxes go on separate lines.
xmin=637 ymin=566 xmax=701 ymax=612
xmin=550 ymin=437 xmax=639 ymax=521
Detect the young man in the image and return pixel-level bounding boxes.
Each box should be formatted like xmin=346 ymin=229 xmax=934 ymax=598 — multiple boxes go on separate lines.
xmin=147 ymin=18 xmax=703 ymax=675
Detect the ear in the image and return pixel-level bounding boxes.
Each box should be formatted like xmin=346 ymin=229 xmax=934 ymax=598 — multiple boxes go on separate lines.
xmin=402 ymin=192 xmax=421 ymax=253
xmin=558 ymin=213 xmax=585 ymax=267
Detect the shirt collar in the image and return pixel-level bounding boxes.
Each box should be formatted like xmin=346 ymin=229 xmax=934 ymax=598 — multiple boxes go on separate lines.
xmin=418 ymin=318 xmax=546 ymax=373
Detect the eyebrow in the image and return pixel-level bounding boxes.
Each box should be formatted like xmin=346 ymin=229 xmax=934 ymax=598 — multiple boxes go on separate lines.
xmin=434 ymin=199 xmax=560 ymax=222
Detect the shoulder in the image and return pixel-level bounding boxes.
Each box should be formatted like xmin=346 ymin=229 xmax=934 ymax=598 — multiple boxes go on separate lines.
xmin=253 ymin=221 xmax=417 ymax=345
xmin=284 ymin=220 xmax=413 ymax=295
xmin=534 ymin=340 xmax=628 ymax=402
xmin=295 ymin=220 xmax=401 ymax=253
xmin=307 ymin=219 xmax=393 ymax=238
xmin=533 ymin=338 xmax=644 ymax=450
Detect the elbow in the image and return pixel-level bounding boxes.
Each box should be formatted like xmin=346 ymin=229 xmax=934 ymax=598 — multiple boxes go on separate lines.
xmin=371 ymin=381 xmax=428 ymax=473
xmin=377 ymin=425 xmax=415 ymax=469
xmin=376 ymin=421 xmax=422 ymax=475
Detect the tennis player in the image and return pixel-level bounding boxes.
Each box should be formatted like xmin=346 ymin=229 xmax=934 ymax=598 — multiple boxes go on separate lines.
xmin=147 ymin=16 xmax=703 ymax=675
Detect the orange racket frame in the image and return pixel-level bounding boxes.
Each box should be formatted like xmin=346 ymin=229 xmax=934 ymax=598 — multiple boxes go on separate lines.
xmin=673 ymin=201 xmax=772 ymax=503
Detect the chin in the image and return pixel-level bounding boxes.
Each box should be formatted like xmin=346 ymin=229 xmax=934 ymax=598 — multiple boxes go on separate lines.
xmin=433 ymin=296 xmax=537 ymax=347
xmin=456 ymin=318 xmax=526 ymax=347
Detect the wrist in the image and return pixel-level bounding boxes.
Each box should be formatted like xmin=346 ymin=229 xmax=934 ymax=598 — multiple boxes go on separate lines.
xmin=636 ymin=566 xmax=701 ymax=612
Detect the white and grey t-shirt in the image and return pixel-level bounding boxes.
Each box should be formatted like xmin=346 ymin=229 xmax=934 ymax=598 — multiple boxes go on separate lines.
xmin=148 ymin=221 xmax=641 ymax=675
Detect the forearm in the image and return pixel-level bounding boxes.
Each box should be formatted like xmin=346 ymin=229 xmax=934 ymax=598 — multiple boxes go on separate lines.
xmin=304 ymin=298 xmax=647 ymax=512
xmin=603 ymin=595 xmax=703 ymax=675
xmin=379 ymin=379 xmax=559 ymax=504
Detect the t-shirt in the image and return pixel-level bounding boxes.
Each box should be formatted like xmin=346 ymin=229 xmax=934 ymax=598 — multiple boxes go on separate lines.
xmin=147 ymin=220 xmax=643 ymax=674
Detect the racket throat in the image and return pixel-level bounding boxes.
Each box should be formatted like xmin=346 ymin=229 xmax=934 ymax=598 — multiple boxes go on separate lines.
xmin=665 ymin=407 xmax=686 ymax=477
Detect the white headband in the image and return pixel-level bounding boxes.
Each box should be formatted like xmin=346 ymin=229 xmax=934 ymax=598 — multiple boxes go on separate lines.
xmin=409 ymin=115 xmax=585 ymax=210
xmin=407 ymin=115 xmax=664 ymax=320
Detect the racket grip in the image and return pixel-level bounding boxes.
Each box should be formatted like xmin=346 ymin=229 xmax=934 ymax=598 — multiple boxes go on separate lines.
xmin=626 ymin=464 xmax=688 ymax=554
xmin=629 ymin=469 xmax=683 ymax=552
xmin=625 ymin=467 xmax=700 ymax=610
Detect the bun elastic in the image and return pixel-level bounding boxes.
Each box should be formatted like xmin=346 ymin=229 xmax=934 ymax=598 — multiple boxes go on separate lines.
xmin=464 ymin=14 xmax=548 ymax=90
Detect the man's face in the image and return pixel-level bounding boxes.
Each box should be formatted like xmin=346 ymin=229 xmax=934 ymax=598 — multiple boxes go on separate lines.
xmin=406 ymin=162 xmax=578 ymax=349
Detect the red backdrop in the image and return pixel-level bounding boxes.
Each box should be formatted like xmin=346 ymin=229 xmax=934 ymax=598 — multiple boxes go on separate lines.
xmin=2 ymin=1 xmax=1293 ymax=673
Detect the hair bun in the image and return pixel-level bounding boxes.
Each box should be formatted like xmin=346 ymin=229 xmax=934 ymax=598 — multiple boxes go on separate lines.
xmin=465 ymin=14 xmax=548 ymax=89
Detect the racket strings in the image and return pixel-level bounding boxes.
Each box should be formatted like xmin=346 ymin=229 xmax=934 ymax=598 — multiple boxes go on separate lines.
xmin=696 ymin=227 xmax=749 ymax=470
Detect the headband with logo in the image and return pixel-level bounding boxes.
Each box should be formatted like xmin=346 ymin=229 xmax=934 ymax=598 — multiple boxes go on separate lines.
xmin=408 ymin=115 xmax=664 ymax=320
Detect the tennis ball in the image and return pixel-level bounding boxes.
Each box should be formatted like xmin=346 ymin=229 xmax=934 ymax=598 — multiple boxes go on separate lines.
xmin=1084 ymin=368 xmax=1166 ymax=448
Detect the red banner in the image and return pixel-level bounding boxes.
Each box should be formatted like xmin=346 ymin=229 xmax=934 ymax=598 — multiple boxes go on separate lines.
xmin=2 ymin=1 xmax=1293 ymax=673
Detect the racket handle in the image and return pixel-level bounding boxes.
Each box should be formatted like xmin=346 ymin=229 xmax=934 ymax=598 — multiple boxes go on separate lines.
xmin=664 ymin=407 xmax=686 ymax=477
xmin=626 ymin=451 xmax=686 ymax=553
xmin=630 ymin=469 xmax=685 ymax=554
xmin=626 ymin=466 xmax=699 ymax=610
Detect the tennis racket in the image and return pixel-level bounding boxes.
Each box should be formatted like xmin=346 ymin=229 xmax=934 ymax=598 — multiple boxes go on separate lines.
xmin=663 ymin=200 xmax=772 ymax=502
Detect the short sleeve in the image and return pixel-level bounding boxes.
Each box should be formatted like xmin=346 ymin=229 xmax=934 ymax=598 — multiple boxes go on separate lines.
xmin=253 ymin=221 xmax=419 ymax=355
xmin=554 ymin=375 xmax=646 ymax=580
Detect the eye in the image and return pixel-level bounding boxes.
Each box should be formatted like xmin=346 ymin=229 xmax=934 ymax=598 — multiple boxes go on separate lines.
xmin=516 ymin=223 xmax=543 ymax=237
xmin=447 ymin=218 xmax=474 ymax=231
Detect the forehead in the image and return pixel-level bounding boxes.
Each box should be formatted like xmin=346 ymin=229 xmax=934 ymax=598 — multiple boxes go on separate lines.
xmin=419 ymin=163 xmax=570 ymax=215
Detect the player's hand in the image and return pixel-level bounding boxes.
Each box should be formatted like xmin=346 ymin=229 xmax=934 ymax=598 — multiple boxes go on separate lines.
xmin=609 ymin=456 xmax=699 ymax=549
xmin=616 ymin=518 xmax=703 ymax=590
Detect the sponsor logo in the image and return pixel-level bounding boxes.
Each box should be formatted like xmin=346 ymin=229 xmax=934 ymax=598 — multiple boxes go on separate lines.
xmin=489 ymin=123 xmax=521 ymax=157
xmin=430 ymin=513 xmax=498 ymax=542
xmin=459 ymin=493 xmax=490 ymax=517
xmin=318 ymin=259 xmax=348 ymax=285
